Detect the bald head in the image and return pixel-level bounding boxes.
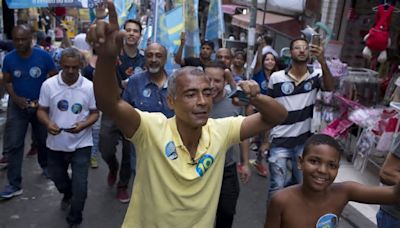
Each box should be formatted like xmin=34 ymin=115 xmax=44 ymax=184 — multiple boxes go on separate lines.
xmin=216 ymin=48 xmax=233 ymax=68
xmin=12 ymin=24 xmax=33 ymax=54
xmin=145 ymin=42 xmax=167 ymax=56
xmin=12 ymin=24 xmax=33 ymax=38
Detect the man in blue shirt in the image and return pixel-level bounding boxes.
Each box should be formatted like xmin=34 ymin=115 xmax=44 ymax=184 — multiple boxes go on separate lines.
xmin=122 ymin=43 xmax=174 ymax=198
xmin=123 ymin=43 xmax=174 ymax=118
xmin=0 ymin=24 xmax=58 ymax=199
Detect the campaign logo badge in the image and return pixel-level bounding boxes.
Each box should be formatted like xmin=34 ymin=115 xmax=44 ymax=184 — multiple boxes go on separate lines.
xmin=57 ymin=100 xmax=69 ymax=111
xmin=304 ymin=81 xmax=312 ymax=91
xmin=261 ymin=80 xmax=268 ymax=91
xmin=165 ymin=141 xmax=178 ymax=160
xmin=316 ymin=213 xmax=338 ymax=228
xmin=281 ymin=82 xmax=294 ymax=95
xmin=29 ymin=67 xmax=42 ymax=78
xmin=196 ymin=154 xmax=215 ymax=177
xmin=14 ymin=70 xmax=22 ymax=78
xmin=134 ymin=67 xmax=143 ymax=74
xmin=143 ymin=88 xmax=152 ymax=98
xmin=71 ymin=103 xmax=83 ymax=114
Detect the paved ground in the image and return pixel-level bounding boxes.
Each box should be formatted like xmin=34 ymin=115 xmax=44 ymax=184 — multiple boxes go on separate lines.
xmin=0 ymin=146 xmax=376 ymax=228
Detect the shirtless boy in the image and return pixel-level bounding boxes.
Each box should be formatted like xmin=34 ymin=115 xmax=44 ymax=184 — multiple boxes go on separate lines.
xmin=264 ymin=134 xmax=400 ymax=228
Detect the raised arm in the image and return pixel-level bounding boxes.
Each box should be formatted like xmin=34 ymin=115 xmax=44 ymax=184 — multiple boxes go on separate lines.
xmin=174 ymin=32 xmax=185 ymax=65
xmin=238 ymin=80 xmax=287 ymax=141
xmin=311 ymin=43 xmax=335 ymax=91
xmin=253 ymin=38 xmax=265 ymax=75
xmin=87 ymin=1 xmax=140 ymax=138
xmin=344 ymin=181 xmax=400 ymax=205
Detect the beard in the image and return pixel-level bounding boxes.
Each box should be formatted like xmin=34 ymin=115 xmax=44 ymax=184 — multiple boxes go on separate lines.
xmin=291 ymin=56 xmax=309 ymax=64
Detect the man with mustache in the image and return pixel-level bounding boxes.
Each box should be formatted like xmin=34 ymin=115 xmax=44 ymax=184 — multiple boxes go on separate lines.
xmin=266 ymin=37 xmax=335 ymax=197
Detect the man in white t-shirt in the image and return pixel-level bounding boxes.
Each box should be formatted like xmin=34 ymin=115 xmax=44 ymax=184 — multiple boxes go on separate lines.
xmin=37 ymin=47 xmax=99 ymax=227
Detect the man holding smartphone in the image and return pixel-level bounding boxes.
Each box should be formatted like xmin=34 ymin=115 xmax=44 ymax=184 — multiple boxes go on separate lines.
xmin=37 ymin=48 xmax=99 ymax=227
xmin=266 ymin=37 xmax=335 ymax=197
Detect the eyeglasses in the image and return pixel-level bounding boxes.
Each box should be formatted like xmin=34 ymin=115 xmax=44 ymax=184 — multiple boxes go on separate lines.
xmin=292 ymin=45 xmax=309 ymax=51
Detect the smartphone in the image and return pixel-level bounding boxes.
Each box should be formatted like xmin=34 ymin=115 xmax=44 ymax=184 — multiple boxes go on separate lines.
xmin=311 ymin=34 xmax=321 ymax=46
xmin=60 ymin=127 xmax=76 ymax=132
xmin=228 ymin=88 xmax=250 ymax=104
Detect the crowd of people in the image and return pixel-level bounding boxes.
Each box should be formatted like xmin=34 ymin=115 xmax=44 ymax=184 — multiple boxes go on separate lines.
xmin=1 ymin=1 xmax=400 ymax=228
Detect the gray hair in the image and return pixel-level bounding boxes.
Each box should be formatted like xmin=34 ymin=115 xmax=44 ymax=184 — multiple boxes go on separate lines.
xmin=60 ymin=47 xmax=84 ymax=63
xmin=167 ymin=66 xmax=207 ymax=98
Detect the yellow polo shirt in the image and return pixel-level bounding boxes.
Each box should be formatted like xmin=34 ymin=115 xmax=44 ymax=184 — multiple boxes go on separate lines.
xmin=122 ymin=110 xmax=244 ymax=228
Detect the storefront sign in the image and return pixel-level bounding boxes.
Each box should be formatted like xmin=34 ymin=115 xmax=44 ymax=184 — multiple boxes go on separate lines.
xmin=6 ymin=0 xmax=88 ymax=9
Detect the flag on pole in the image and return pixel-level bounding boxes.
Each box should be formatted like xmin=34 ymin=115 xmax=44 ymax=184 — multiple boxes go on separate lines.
xmin=205 ymin=0 xmax=224 ymax=49
xmin=126 ymin=3 xmax=138 ymax=21
xmin=164 ymin=6 xmax=184 ymax=50
xmin=114 ymin=0 xmax=136 ymax=27
xmin=183 ymin=0 xmax=200 ymax=58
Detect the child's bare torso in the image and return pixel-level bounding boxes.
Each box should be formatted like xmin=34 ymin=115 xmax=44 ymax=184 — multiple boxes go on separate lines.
xmin=278 ymin=185 xmax=348 ymax=228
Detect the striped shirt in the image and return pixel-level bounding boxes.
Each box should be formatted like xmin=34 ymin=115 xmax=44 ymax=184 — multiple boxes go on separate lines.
xmin=267 ymin=67 xmax=322 ymax=148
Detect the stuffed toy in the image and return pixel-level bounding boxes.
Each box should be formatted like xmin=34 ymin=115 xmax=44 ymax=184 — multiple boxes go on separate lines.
xmin=362 ymin=4 xmax=394 ymax=63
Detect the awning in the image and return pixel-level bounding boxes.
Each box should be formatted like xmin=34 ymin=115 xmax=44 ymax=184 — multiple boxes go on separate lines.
xmin=232 ymin=10 xmax=302 ymax=38
xmin=222 ymin=4 xmax=247 ymax=15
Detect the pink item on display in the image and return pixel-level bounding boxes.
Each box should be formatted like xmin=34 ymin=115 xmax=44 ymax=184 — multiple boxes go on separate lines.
xmin=321 ymin=111 xmax=354 ymax=138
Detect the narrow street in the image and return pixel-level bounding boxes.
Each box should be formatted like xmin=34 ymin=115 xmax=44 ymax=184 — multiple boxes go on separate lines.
xmin=0 ymin=138 xmax=376 ymax=228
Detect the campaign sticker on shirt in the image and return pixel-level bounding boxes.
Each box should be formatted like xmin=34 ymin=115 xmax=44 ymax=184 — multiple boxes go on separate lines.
xmin=57 ymin=100 xmax=69 ymax=111
xmin=196 ymin=154 xmax=215 ymax=177
xmin=13 ymin=70 xmax=22 ymax=78
xmin=71 ymin=103 xmax=83 ymax=114
xmin=316 ymin=213 xmax=338 ymax=228
xmin=261 ymin=80 xmax=268 ymax=91
xmin=29 ymin=67 xmax=42 ymax=78
xmin=304 ymin=81 xmax=312 ymax=91
xmin=165 ymin=141 xmax=178 ymax=160
xmin=143 ymin=88 xmax=152 ymax=98
xmin=281 ymin=82 xmax=294 ymax=95
xmin=134 ymin=67 xmax=143 ymax=74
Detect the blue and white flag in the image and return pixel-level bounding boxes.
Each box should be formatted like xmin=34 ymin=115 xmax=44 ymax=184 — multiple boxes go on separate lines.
xmin=205 ymin=0 xmax=224 ymax=49
xmin=183 ymin=0 xmax=200 ymax=57
xmin=164 ymin=6 xmax=184 ymax=51
xmin=114 ymin=0 xmax=136 ymax=27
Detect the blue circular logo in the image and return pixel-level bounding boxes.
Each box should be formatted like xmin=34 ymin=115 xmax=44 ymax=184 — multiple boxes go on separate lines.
xmin=281 ymin=82 xmax=294 ymax=95
xmin=71 ymin=103 xmax=83 ymax=114
xmin=261 ymin=80 xmax=268 ymax=91
xmin=29 ymin=67 xmax=42 ymax=78
xmin=14 ymin=70 xmax=22 ymax=78
xmin=57 ymin=100 xmax=69 ymax=111
xmin=165 ymin=141 xmax=178 ymax=160
xmin=143 ymin=88 xmax=152 ymax=98
xmin=316 ymin=213 xmax=338 ymax=228
xmin=304 ymin=82 xmax=312 ymax=91
xmin=134 ymin=67 xmax=143 ymax=74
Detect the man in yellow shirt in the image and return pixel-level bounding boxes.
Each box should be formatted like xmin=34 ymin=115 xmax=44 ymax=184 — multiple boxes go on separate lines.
xmin=87 ymin=1 xmax=288 ymax=227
